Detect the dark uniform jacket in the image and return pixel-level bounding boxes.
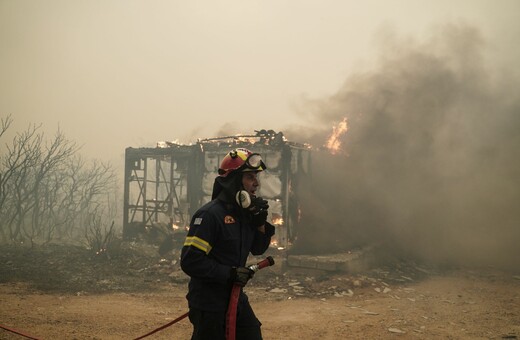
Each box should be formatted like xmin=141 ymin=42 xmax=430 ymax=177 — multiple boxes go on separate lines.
xmin=180 ymin=198 xmax=275 ymax=312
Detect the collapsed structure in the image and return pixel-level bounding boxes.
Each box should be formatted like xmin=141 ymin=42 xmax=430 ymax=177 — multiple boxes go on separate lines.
xmin=123 ymin=130 xmax=311 ymax=251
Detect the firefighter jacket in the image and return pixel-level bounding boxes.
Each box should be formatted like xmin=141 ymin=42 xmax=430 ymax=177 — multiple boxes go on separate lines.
xmin=180 ymin=198 xmax=275 ymax=312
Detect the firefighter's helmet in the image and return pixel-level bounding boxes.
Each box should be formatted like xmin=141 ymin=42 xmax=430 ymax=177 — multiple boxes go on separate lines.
xmin=218 ymin=148 xmax=266 ymax=177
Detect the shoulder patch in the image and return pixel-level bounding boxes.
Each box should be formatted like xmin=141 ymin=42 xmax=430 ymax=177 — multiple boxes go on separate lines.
xmin=194 ymin=217 xmax=203 ymax=225
xmin=224 ymin=215 xmax=236 ymax=224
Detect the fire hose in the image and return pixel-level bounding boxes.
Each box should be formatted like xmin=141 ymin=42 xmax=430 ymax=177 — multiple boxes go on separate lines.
xmin=226 ymin=256 xmax=275 ymax=340
xmin=132 ymin=312 xmax=188 ymax=340
xmin=1 ymin=311 xmax=189 ymax=340
xmin=1 ymin=256 xmax=274 ymax=340
xmin=0 ymin=324 xmax=41 ymax=340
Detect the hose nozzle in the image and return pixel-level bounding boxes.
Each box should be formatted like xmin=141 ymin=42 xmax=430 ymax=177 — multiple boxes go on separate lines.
xmin=248 ymin=256 xmax=275 ymax=273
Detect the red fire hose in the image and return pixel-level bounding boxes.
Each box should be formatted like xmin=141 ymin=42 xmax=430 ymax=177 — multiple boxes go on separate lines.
xmin=132 ymin=311 xmax=188 ymax=340
xmin=0 ymin=324 xmax=41 ymax=340
xmin=225 ymin=256 xmax=275 ymax=340
xmin=2 ymin=257 xmax=274 ymax=340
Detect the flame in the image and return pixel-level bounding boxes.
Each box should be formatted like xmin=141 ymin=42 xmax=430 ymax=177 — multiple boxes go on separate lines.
xmin=156 ymin=140 xmax=180 ymax=148
xmin=235 ymin=136 xmax=257 ymax=144
xmin=270 ymin=239 xmax=285 ymax=250
xmin=271 ymin=216 xmax=284 ymax=225
xmin=325 ymin=118 xmax=348 ymax=154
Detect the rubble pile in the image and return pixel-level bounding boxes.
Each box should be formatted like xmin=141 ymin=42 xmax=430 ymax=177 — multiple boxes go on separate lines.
xmin=246 ymin=259 xmax=435 ymax=300
xmin=1 ymin=243 xmax=436 ymax=297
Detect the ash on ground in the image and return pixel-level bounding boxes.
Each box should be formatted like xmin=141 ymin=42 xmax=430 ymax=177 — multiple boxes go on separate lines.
xmin=0 ymin=242 xmax=440 ymax=299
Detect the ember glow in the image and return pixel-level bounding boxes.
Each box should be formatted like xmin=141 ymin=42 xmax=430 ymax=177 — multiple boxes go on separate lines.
xmin=270 ymin=239 xmax=285 ymax=250
xmin=271 ymin=216 xmax=284 ymax=226
xmin=235 ymin=136 xmax=258 ymax=144
xmin=325 ymin=118 xmax=348 ymax=154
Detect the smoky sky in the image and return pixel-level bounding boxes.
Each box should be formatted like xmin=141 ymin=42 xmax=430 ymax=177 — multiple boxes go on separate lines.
xmin=286 ymin=23 xmax=520 ymax=270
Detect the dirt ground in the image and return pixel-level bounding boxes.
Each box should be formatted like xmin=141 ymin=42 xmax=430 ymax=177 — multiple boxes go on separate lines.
xmin=1 ymin=244 xmax=519 ymax=340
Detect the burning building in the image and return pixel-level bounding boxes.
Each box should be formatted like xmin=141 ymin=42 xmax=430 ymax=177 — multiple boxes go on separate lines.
xmin=123 ymin=130 xmax=311 ymax=251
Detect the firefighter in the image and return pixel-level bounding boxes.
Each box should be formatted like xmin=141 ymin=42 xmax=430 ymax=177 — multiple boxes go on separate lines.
xmin=180 ymin=148 xmax=275 ymax=340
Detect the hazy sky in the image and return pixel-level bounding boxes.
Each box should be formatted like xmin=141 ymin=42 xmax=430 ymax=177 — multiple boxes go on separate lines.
xmin=1 ymin=0 xmax=518 ymax=163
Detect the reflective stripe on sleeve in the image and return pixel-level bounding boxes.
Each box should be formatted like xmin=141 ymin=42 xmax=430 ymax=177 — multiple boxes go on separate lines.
xmin=184 ymin=236 xmax=212 ymax=254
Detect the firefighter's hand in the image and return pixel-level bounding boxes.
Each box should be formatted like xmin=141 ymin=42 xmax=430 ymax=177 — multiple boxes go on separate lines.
xmin=230 ymin=267 xmax=255 ymax=287
xmin=249 ymin=196 xmax=269 ymax=215
xmin=250 ymin=196 xmax=268 ymax=227
xmin=251 ymin=209 xmax=268 ymax=228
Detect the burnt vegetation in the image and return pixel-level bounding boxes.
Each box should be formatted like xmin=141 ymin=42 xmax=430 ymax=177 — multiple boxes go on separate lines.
xmin=0 ymin=115 xmax=118 ymax=252
xmin=0 ymin=117 xmax=185 ymax=293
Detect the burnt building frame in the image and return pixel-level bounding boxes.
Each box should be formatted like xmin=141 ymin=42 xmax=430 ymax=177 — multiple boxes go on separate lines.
xmin=123 ymin=132 xmax=311 ymax=249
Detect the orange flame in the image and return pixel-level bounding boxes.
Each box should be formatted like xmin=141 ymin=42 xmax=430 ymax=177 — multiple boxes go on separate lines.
xmin=271 ymin=217 xmax=284 ymax=226
xmin=235 ymin=136 xmax=257 ymax=143
xmin=325 ymin=118 xmax=348 ymax=154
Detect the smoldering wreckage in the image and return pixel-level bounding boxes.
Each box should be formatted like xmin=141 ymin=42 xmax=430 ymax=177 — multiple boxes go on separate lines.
xmin=123 ymin=128 xmax=374 ymax=275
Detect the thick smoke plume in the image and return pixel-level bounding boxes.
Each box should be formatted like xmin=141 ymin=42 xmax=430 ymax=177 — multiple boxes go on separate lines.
xmin=287 ymin=24 xmax=520 ymax=270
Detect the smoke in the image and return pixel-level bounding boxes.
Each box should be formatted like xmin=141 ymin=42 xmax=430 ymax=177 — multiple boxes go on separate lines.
xmin=286 ymin=23 xmax=520 ymax=270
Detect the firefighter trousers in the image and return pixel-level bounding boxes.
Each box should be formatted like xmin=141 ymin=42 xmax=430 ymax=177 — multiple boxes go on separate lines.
xmin=188 ymin=300 xmax=262 ymax=340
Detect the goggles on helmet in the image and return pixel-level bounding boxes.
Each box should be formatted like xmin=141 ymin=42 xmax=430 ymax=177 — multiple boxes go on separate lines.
xmin=218 ymin=148 xmax=266 ymax=177
xmin=243 ymin=153 xmax=265 ymax=170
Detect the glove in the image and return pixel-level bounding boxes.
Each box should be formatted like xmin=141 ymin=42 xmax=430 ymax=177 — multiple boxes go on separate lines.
xmin=249 ymin=196 xmax=269 ymax=227
xmin=229 ymin=267 xmax=255 ymax=287
xmin=251 ymin=209 xmax=268 ymax=227
xmin=249 ymin=196 xmax=269 ymax=214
